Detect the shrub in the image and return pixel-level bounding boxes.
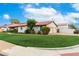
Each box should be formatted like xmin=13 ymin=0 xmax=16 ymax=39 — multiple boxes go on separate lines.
xmin=37 ymin=31 xmax=41 ymax=34
xmin=25 ymin=29 xmax=35 ymax=34
xmin=8 ymin=29 xmax=18 ymax=33
xmin=41 ymin=26 xmax=50 ymax=35
xmin=25 ymin=29 xmax=31 ymax=34
xmin=74 ymin=30 xmax=79 ymax=34
xmin=31 ymin=30 xmax=35 ymax=34
xmin=31 ymin=29 xmax=35 ymax=34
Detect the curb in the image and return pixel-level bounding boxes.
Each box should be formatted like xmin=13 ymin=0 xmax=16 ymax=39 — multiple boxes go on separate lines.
xmin=27 ymin=44 xmax=79 ymax=50
xmin=0 ymin=51 xmax=8 ymax=56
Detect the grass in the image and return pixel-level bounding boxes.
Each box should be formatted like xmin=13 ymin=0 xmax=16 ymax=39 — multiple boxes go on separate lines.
xmin=0 ymin=32 xmax=79 ymax=48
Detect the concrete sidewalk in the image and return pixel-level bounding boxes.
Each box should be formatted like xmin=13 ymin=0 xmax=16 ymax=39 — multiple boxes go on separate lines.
xmin=1 ymin=40 xmax=79 ymax=56
xmin=49 ymin=33 xmax=79 ymax=36
xmin=0 ymin=40 xmax=15 ymax=56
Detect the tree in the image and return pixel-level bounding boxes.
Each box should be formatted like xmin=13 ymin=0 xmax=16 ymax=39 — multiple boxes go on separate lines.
xmin=27 ymin=19 xmax=36 ymax=33
xmin=11 ymin=19 xmax=20 ymax=24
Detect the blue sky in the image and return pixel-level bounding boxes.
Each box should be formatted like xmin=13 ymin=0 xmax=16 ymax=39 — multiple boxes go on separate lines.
xmin=0 ymin=3 xmax=79 ymax=26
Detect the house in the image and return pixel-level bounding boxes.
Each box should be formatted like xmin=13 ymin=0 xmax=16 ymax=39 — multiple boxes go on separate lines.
xmin=0 ymin=26 xmax=3 ymax=32
xmin=57 ymin=23 xmax=75 ymax=34
xmin=0 ymin=24 xmax=9 ymax=32
xmin=34 ymin=21 xmax=57 ymax=34
xmin=1 ymin=21 xmax=75 ymax=34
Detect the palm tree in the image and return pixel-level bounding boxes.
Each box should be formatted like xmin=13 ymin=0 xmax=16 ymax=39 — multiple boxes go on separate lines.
xmin=27 ymin=19 xmax=36 ymax=33
xmin=11 ymin=19 xmax=20 ymax=24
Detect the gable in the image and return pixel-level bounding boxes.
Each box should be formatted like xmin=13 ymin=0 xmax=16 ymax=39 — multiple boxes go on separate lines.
xmin=46 ymin=22 xmax=57 ymax=28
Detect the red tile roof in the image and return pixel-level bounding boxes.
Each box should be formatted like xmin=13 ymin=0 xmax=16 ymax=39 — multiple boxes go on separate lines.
xmin=36 ymin=21 xmax=52 ymax=26
xmin=8 ymin=23 xmax=26 ymax=27
xmin=2 ymin=21 xmax=52 ymax=27
xmin=2 ymin=21 xmax=67 ymax=28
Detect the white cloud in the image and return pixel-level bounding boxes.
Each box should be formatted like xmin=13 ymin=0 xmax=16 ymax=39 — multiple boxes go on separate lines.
xmin=64 ymin=15 xmax=76 ymax=24
xmin=20 ymin=4 xmax=32 ymax=9
xmin=35 ymin=3 xmax=40 ymax=6
xmin=51 ymin=12 xmax=79 ymax=24
xmin=67 ymin=13 xmax=79 ymax=18
xmin=23 ymin=5 xmax=77 ymax=24
xmin=50 ymin=12 xmax=79 ymax=24
xmin=64 ymin=13 xmax=79 ymax=23
xmin=24 ymin=7 xmax=57 ymax=21
xmin=51 ymin=13 xmax=68 ymax=24
xmin=72 ymin=3 xmax=79 ymax=11
xmin=24 ymin=7 xmax=69 ymax=24
xmin=24 ymin=7 xmax=57 ymax=15
xmin=26 ymin=4 xmax=33 ymax=8
xmin=3 ymin=14 xmax=10 ymax=20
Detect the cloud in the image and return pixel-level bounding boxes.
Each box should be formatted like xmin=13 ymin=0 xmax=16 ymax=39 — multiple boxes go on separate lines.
xmin=25 ymin=7 xmax=57 ymax=15
xmin=52 ymin=12 xmax=79 ymax=24
xmin=72 ymin=3 xmax=79 ymax=11
xmin=24 ymin=7 xmax=69 ymax=24
xmin=67 ymin=13 xmax=79 ymax=18
xmin=35 ymin=3 xmax=40 ymax=6
xmin=3 ymin=14 xmax=10 ymax=20
xmin=24 ymin=6 xmax=57 ymax=21
xmin=65 ymin=4 xmax=79 ymax=28
xmin=26 ymin=4 xmax=33 ymax=8
xmin=64 ymin=15 xmax=76 ymax=24
xmin=64 ymin=13 xmax=79 ymax=23
xmin=52 ymin=13 xmax=68 ymax=24
xmin=23 ymin=4 xmax=77 ymax=24
xmin=20 ymin=4 xmax=33 ymax=9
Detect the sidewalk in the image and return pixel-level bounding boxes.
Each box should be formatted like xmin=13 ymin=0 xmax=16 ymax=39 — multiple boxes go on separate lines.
xmin=0 ymin=40 xmax=79 ymax=56
xmin=51 ymin=33 xmax=79 ymax=36
xmin=0 ymin=40 xmax=15 ymax=56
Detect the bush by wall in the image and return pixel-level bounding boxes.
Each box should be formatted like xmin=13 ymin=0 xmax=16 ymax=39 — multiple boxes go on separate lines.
xmin=25 ymin=29 xmax=35 ymax=34
xmin=8 ymin=29 xmax=18 ymax=33
xmin=74 ymin=30 xmax=79 ymax=34
xmin=37 ymin=31 xmax=41 ymax=34
xmin=41 ymin=26 xmax=50 ymax=35
xmin=25 ymin=29 xmax=31 ymax=34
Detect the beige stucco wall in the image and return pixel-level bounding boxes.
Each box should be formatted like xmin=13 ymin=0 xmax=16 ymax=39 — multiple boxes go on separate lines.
xmin=18 ymin=26 xmax=27 ymax=33
xmin=17 ymin=22 xmax=57 ymax=34
xmin=46 ymin=22 xmax=57 ymax=34
xmin=1 ymin=27 xmax=8 ymax=32
xmin=58 ymin=24 xmax=74 ymax=34
xmin=0 ymin=29 xmax=3 ymax=32
xmin=58 ymin=26 xmax=74 ymax=34
xmin=33 ymin=26 xmax=40 ymax=33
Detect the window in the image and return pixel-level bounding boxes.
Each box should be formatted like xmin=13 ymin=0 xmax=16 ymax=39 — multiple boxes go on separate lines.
xmin=20 ymin=27 xmax=23 ymax=30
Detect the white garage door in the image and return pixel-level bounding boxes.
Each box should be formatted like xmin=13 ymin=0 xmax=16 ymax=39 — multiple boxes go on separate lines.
xmin=59 ymin=28 xmax=74 ymax=34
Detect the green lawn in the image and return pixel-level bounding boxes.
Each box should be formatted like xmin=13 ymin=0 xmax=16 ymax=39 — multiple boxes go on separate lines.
xmin=0 ymin=33 xmax=79 ymax=48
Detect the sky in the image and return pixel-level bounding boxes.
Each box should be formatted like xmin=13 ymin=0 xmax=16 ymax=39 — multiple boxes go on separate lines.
xmin=0 ymin=3 xmax=79 ymax=26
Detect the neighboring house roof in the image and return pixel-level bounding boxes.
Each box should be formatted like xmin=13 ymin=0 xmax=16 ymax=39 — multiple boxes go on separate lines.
xmin=58 ymin=23 xmax=68 ymax=26
xmin=8 ymin=23 xmax=26 ymax=27
xmin=1 ymin=24 xmax=8 ymax=28
xmin=2 ymin=21 xmax=52 ymax=27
